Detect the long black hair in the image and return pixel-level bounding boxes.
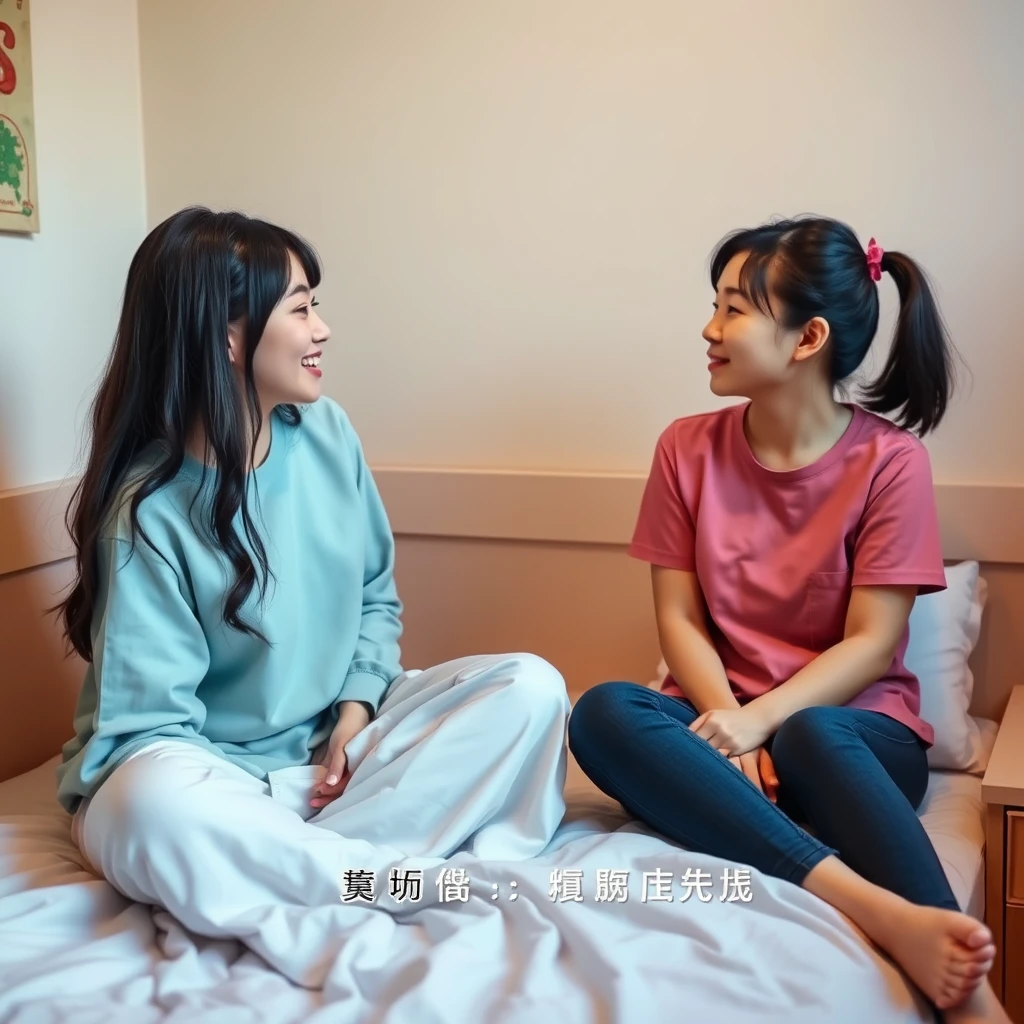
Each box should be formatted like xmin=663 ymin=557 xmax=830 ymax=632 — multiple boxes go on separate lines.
xmin=59 ymin=206 xmax=322 ymax=662
xmin=710 ymin=216 xmax=956 ymax=435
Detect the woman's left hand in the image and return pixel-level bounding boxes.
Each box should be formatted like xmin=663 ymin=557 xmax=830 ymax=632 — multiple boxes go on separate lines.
xmin=310 ymin=701 xmax=371 ymax=808
xmin=689 ymin=705 xmax=772 ymax=757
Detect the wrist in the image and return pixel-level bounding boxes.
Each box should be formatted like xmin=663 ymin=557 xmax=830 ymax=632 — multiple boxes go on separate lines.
xmin=338 ymin=700 xmax=372 ymax=725
xmin=747 ymin=693 xmax=782 ymax=737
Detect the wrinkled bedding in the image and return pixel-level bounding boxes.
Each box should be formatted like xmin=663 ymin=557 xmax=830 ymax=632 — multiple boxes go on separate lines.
xmin=0 ymin=754 xmax=983 ymax=1023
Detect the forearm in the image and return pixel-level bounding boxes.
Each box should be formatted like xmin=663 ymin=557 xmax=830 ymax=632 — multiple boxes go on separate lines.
xmin=657 ymin=614 xmax=740 ymax=714
xmin=750 ymin=634 xmax=894 ymax=733
xmin=340 ymin=592 xmax=403 ymax=712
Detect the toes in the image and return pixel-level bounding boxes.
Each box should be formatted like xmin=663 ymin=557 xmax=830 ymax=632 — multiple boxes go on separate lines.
xmin=939 ymin=962 xmax=982 ymax=1002
xmin=963 ymin=943 xmax=997 ymax=969
xmin=948 ymin=959 xmax=985 ymax=979
xmin=938 ymin=979 xmax=974 ymax=1011
xmin=962 ymin=924 xmax=993 ymax=949
xmin=954 ymin=934 xmax=996 ymax=963
xmin=950 ymin=950 xmax=991 ymax=974
xmin=954 ymin=961 xmax=990 ymax=983
xmin=945 ymin=912 xmax=992 ymax=949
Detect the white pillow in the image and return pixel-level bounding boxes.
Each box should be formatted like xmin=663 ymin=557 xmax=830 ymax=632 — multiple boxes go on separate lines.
xmin=905 ymin=560 xmax=992 ymax=774
xmin=648 ymin=560 xmax=994 ymax=774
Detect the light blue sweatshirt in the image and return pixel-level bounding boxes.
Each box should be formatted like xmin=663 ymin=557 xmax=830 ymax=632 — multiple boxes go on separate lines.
xmin=56 ymin=398 xmax=403 ymax=814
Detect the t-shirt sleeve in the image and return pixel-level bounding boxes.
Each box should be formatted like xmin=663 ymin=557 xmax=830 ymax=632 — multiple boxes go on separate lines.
xmin=851 ymin=442 xmax=947 ymax=594
xmin=627 ymin=429 xmax=696 ymax=572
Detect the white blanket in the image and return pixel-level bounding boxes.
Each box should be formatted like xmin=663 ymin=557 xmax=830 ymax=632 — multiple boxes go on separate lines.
xmin=0 ymin=758 xmax=936 ymax=1023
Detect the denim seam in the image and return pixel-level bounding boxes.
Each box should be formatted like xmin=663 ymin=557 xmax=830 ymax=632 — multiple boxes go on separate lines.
xmin=574 ymin=749 xmax=834 ymax=887
xmin=849 ymin=718 xmax=922 ymax=746
xmin=617 ymin=688 xmax=837 ymax=870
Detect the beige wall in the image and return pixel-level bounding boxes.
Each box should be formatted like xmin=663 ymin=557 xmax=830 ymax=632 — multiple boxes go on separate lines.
xmin=138 ymin=0 xmax=1024 ymax=483
xmin=0 ymin=0 xmax=147 ymax=491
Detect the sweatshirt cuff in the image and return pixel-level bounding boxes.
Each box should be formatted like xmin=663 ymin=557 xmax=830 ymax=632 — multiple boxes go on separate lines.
xmin=337 ymin=669 xmax=393 ymax=713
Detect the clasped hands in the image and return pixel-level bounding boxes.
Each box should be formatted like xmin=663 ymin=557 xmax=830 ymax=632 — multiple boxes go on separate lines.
xmin=689 ymin=703 xmax=779 ymax=802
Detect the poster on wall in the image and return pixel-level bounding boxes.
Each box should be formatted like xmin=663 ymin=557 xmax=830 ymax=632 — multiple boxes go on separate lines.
xmin=0 ymin=0 xmax=38 ymax=233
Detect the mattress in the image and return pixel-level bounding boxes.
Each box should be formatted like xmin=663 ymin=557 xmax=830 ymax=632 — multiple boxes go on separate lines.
xmin=916 ymin=770 xmax=987 ymax=918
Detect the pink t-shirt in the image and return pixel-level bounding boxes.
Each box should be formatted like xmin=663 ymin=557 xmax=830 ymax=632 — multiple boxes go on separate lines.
xmin=629 ymin=402 xmax=947 ymax=746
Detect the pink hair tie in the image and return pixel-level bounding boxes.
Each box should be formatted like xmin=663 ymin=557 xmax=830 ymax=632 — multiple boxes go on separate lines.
xmin=865 ymin=238 xmax=884 ymax=282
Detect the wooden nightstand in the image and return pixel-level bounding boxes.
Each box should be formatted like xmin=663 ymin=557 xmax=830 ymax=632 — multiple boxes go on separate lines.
xmin=983 ymin=684 xmax=1024 ymax=1019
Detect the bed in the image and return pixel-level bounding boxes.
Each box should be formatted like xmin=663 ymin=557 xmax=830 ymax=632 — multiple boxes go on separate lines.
xmin=0 ymin=509 xmax=1015 ymax=1024
xmin=0 ymin=739 xmax=993 ymax=1024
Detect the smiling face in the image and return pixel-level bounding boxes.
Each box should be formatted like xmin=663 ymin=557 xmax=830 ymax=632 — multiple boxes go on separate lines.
xmin=702 ymin=251 xmax=829 ymax=399
xmin=702 ymin=252 xmax=800 ymax=398
xmin=229 ymin=250 xmax=330 ymax=411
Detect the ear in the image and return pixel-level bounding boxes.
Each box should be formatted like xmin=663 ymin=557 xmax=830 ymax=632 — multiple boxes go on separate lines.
xmin=792 ymin=316 xmax=830 ymax=362
xmin=226 ymin=321 xmax=245 ymax=367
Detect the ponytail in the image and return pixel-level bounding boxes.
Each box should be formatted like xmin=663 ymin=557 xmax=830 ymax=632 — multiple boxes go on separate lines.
xmin=859 ymin=251 xmax=955 ymax=435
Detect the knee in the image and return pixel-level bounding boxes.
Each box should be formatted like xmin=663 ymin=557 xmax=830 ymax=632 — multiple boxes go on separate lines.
xmin=567 ymin=682 xmax=644 ymax=763
xmin=86 ymin=745 xmax=217 ymax=848
xmin=771 ymin=705 xmax=845 ymax=777
xmin=499 ymin=653 xmax=571 ymax=723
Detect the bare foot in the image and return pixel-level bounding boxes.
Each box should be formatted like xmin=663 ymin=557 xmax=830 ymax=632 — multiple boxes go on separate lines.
xmin=871 ymin=903 xmax=995 ymax=1010
xmin=943 ymin=978 xmax=1012 ymax=1023
xmin=801 ymin=856 xmax=1002 ymax=1014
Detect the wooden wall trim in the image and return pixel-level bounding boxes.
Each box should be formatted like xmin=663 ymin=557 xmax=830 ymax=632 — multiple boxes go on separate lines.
xmin=2 ymin=474 xmax=1023 ymax=575
xmin=374 ymin=471 xmax=1024 ymax=565
xmin=0 ymin=480 xmax=77 ymax=577
xmin=376 ymin=469 xmax=644 ymax=547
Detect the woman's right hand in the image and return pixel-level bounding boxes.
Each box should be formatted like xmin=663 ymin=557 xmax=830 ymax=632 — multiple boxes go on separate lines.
xmin=728 ymin=748 xmax=779 ymax=803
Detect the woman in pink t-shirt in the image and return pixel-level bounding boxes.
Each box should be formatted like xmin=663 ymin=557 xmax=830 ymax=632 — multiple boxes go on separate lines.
xmin=568 ymin=217 xmax=1007 ymax=1022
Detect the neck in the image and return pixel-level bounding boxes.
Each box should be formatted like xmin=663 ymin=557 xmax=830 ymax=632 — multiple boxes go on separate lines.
xmin=744 ymin=379 xmax=850 ymax=470
xmin=185 ymin=407 xmax=274 ymax=471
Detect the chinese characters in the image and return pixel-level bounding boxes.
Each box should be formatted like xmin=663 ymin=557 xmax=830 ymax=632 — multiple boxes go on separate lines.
xmin=340 ymin=867 xmax=753 ymax=904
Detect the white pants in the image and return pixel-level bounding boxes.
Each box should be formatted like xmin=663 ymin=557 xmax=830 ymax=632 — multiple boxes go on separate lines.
xmin=75 ymin=653 xmax=569 ymax=986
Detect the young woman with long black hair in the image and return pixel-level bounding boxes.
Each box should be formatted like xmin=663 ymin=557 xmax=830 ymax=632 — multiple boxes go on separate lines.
xmin=56 ymin=207 xmax=569 ymax=984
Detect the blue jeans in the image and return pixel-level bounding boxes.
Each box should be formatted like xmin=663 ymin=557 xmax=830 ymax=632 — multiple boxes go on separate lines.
xmin=568 ymin=682 xmax=959 ymax=911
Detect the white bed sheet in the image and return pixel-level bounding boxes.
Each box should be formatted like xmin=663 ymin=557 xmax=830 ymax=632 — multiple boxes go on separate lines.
xmin=0 ymin=754 xmax=981 ymax=1024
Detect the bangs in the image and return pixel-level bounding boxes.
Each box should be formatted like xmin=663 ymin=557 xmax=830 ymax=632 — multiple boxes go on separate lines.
xmin=277 ymin=227 xmax=323 ymax=292
xmin=710 ymin=226 xmax=796 ymax=323
xmin=229 ymin=218 xmax=324 ymax=327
